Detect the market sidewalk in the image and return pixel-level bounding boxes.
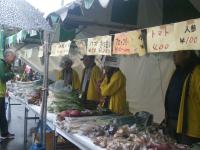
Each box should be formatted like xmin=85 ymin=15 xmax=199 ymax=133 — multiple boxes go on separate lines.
xmin=0 ymin=99 xmax=37 ymax=150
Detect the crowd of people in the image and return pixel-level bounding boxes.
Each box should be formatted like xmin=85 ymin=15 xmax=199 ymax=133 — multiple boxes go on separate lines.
xmin=57 ymin=55 xmax=127 ymax=114
xmin=56 ymin=51 xmax=200 ymax=146
xmin=0 ymin=49 xmax=199 ymax=146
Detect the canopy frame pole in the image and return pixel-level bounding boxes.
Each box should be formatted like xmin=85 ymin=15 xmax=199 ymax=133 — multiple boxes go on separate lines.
xmin=40 ymin=31 xmax=51 ymax=148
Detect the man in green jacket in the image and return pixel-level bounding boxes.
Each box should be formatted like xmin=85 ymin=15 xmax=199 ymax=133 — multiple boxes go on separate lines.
xmin=0 ymin=50 xmax=16 ymax=141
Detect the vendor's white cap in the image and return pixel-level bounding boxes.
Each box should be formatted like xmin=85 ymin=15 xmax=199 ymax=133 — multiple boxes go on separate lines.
xmin=60 ymin=56 xmax=73 ymax=68
xmin=4 ymin=49 xmax=16 ymax=57
xmin=103 ymin=56 xmax=120 ymax=68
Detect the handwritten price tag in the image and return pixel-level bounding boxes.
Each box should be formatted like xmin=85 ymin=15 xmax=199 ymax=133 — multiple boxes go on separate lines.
xmin=113 ymin=30 xmax=146 ymax=56
xmin=175 ymin=19 xmax=200 ymax=50
xmin=128 ymin=30 xmax=146 ymax=56
xmin=76 ymin=40 xmax=87 ymax=55
xmin=87 ymin=36 xmax=112 ymax=56
xmin=113 ymin=32 xmax=130 ymax=55
xmin=147 ymin=24 xmax=176 ymax=53
xmin=50 ymin=41 xmax=71 ymax=56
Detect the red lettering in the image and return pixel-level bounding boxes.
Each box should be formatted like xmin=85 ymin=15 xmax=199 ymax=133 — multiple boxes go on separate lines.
xmin=152 ymin=30 xmax=156 ymax=38
xmin=159 ymin=44 xmax=164 ymax=50
xmin=114 ymin=47 xmax=130 ymax=54
xmin=189 ymin=37 xmax=194 ymax=44
xmin=165 ymin=44 xmax=169 ymax=49
xmin=153 ymin=44 xmax=158 ymax=50
xmin=194 ymin=37 xmax=197 ymax=43
xmin=158 ymin=30 xmax=162 ymax=36
xmin=153 ymin=43 xmax=169 ymax=51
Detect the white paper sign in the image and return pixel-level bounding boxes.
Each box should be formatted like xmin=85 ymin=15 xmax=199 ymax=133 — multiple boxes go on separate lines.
xmin=50 ymin=41 xmax=71 ymax=56
xmin=76 ymin=40 xmax=87 ymax=55
xmin=38 ymin=46 xmax=43 ymax=57
xmin=128 ymin=30 xmax=146 ymax=56
xmin=87 ymin=35 xmax=112 ymax=56
xmin=113 ymin=30 xmax=146 ymax=56
xmin=147 ymin=24 xmax=176 ymax=53
xmin=175 ymin=19 xmax=200 ymax=50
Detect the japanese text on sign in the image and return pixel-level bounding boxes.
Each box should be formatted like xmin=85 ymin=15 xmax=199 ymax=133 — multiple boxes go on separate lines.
xmin=113 ymin=32 xmax=130 ymax=55
xmin=76 ymin=40 xmax=87 ymax=55
xmin=87 ymin=36 xmax=112 ymax=56
xmin=147 ymin=24 xmax=176 ymax=53
xmin=50 ymin=41 xmax=71 ymax=56
xmin=128 ymin=30 xmax=146 ymax=56
xmin=175 ymin=19 xmax=200 ymax=50
xmin=113 ymin=31 xmax=146 ymax=56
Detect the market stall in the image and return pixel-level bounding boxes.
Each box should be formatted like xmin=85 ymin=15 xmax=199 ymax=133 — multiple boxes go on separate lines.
xmin=3 ymin=0 xmax=200 ymax=149
xmin=7 ymin=78 xmax=190 ymax=150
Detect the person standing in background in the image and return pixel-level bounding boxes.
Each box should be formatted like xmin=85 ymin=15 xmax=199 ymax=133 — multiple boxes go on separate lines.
xmin=165 ymin=51 xmax=200 ymax=145
xmin=176 ymin=51 xmax=200 ymax=145
xmin=0 ymin=50 xmax=16 ymax=141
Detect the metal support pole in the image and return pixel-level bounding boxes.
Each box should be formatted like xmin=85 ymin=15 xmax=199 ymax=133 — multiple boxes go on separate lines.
xmin=24 ymin=107 xmax=28 ymax=148
xmin=53 ymin=130 xmax=56 ymax=150
xmin=7 ymin=96 xmax=21 ymax=123
xmin=40 ymin=31 xmax=50 ymax=148
xmin=8 ymin=97 xmax=11 ymax=123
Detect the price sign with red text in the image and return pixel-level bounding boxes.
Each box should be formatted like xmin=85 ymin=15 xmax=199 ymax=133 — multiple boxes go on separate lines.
xmin=113 ymin=31 xmax=146 ymax=56
xmin=87 ymin=35 xmax=112 ymax=56
xmin=175 ymin=19 xmax=200 ymax=50
xmin=147 ymin=24 xmax=176 ymax=53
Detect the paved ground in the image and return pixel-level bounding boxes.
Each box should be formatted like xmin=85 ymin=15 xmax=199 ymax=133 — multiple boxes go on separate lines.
xmin=0 ymin=99 xmax=79 ymax=150
xmin=0 ymin=100 xmax=37 ymax=150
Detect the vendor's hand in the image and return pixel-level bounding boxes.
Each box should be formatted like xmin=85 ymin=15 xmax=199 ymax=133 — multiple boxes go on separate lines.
xmin=98 ymin=97 xmax=105 ymax=105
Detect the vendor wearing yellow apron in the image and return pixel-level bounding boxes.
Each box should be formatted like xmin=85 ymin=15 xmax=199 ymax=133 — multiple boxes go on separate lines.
xmin=100 ymin=56 xmax=127 ymax=115
xmin=56 ymin=56 xmax=80 ymax=90
xmin=80 ymin=55 xmax=101 ymax=110
xmin=177 ymin=65 xmax=200 ymax=144
xmin=172 ymin=51 xmax=200 ymax=145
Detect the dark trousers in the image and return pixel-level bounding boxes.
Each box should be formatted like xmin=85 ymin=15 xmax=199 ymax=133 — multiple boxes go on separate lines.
xmin=83 ymin=100 xmax=98 ymax=110
xmin=166 ymin=118 xmax=200 ymax=145
xmin=181 ymin=135 xmax=200 ymax=146
xmin=0 ymin=97 xmax=8 ymax=136
xmin=166 ymin=118 xmax=181 ymax=143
